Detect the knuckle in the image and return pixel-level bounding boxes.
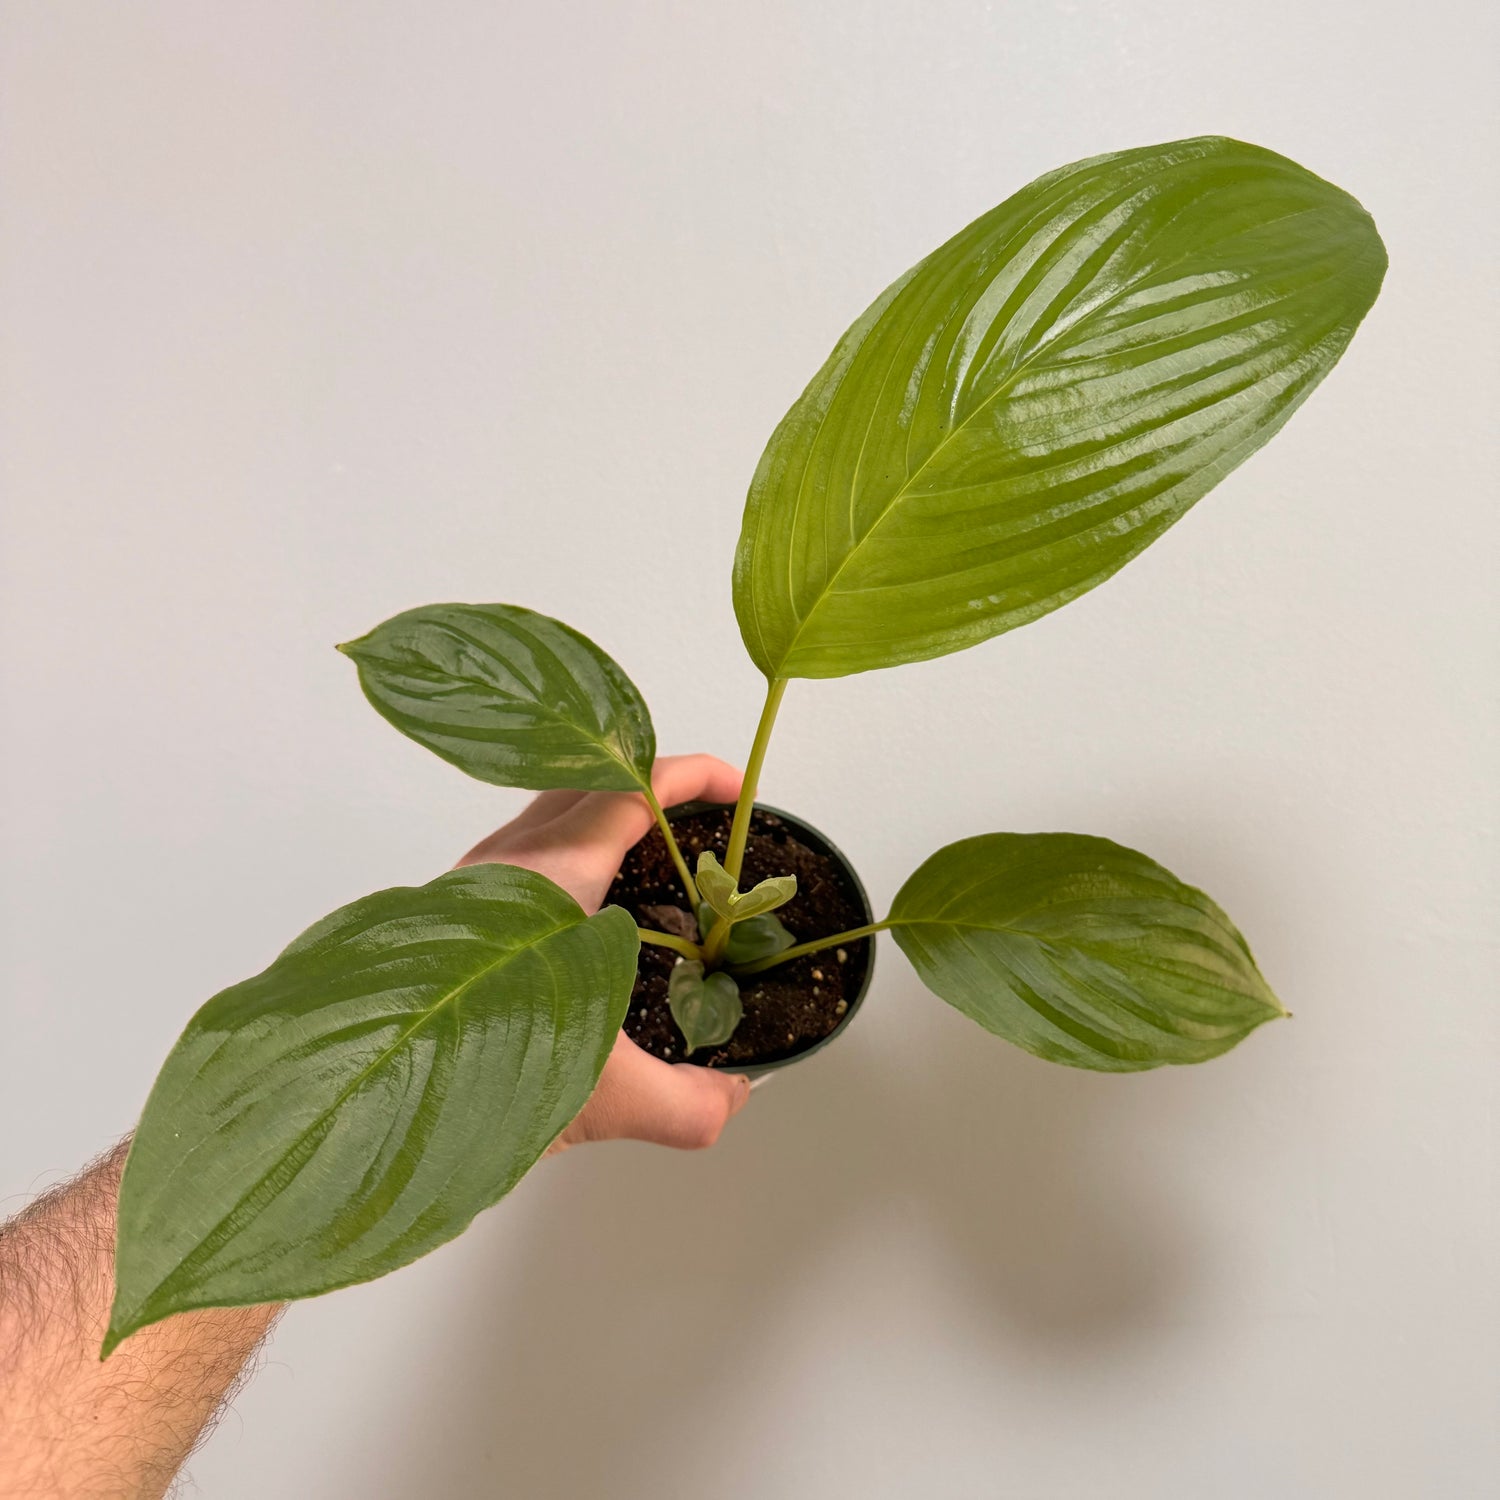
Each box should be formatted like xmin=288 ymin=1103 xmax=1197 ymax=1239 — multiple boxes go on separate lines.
xmin=683 ymin=1105 xmax=728 ymax=1151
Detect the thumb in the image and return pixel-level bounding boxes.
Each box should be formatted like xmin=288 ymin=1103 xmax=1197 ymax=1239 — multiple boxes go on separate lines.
xmin=555 ymin=1033 xmax=752 ymax=1152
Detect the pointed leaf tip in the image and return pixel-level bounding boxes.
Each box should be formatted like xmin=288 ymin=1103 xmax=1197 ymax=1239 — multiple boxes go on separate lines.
xmin=99 ymin=1324 xmax=127 ymax=1361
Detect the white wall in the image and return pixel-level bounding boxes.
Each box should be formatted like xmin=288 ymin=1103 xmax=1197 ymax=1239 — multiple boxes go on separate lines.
xmin=2 ymin=4 xmax=1494 ymax=1495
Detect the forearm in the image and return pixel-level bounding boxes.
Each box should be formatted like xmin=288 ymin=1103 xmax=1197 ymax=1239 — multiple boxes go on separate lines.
xmin=0 ymin=1142 xmax=281 ymax=1499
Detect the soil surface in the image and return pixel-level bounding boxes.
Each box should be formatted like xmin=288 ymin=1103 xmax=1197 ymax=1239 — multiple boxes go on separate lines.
xmin=609 ymin=805 xmax=873 ymax=1068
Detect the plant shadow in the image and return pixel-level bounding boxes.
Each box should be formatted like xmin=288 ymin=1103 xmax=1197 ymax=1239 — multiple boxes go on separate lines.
xmin=372 ymin=973 xmax=1204 ymax=1497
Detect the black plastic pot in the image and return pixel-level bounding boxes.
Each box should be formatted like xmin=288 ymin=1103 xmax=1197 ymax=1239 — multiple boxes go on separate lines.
xmin=663 ymin=800 xmax=877 ymax=1077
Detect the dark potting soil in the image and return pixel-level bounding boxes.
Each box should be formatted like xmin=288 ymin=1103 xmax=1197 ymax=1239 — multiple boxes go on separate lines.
xmin=609 ymin=806 xmax=872 ymax=1068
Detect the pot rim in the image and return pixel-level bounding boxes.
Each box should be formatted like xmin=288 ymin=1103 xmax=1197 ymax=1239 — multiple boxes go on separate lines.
xmin=659 ymin=799 xmax=876 ymax=1077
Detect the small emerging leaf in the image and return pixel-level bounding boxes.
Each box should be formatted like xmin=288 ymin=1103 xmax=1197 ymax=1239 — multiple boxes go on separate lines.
xmin=667 ymin=960 xmax=743 ymax=1053
xmin=730 ymin=874 xmax=798 ymax=922
xmin=890 ymin=833 xmax=1285 ymax=1071
xmin=339 ymin=602 xmax=655 ymax=792
xmin=695 ymin=852 xmax=739 ymax=920
xmin=723 ymin=912 xmax=796 ymax=966
xmin=695 ymin=851 xmax=797 ymax=923
xmin=105 ymin=865 xmax=638 ymax=1355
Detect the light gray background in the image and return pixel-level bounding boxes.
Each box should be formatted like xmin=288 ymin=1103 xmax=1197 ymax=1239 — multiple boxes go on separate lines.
xmin=3 ymin=3 xmax=1495 ymax=1496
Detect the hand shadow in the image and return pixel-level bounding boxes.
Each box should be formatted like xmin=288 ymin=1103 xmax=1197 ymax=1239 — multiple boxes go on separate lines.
xmin=372 ymin=969 xmax=1204 ymax=1498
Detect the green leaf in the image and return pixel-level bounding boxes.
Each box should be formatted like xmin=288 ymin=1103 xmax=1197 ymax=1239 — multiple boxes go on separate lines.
xmin=733 ymin=136 xmax=1386 ymax=679
xmin=667 ymin=960 xmax=743 ymax=1054
xmin=729 ymin=875 xmax=797 ymax=922
xmin=105 ymin=866 xmax=638 ymax=1356
xmin=695 ymin=851 xmax=797 ymax=923
xmin=723 ymin=912 xmax=796 ymax=966
xmin=339 ymin=602 xmax=655 ymax=791
xmin=889 ymin=833 xmax=1284 ymax=1071
xmin=694 ymin=851 xmax=739 ymax=920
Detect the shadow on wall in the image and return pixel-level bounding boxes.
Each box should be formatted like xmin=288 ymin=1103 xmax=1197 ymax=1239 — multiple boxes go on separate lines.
xmin=372 ymin=971 xmax=1205 ymax=1498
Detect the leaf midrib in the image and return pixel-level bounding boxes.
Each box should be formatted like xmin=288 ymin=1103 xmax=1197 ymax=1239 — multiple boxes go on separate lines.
xmin=132 ymin=914 xmax=575 ymax=1313
xmin=900 ymin=913 xmax=1260 ymax=1052
xmin=768 ymin=197 xmax=1329 ymax=671
xmin=359 ymin=635 xmax=648 ymax=790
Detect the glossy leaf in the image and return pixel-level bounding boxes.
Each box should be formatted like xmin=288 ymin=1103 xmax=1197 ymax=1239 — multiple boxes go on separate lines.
xmin=734 ymin=136 xmax=1387 ymax=678
xmin=890 ymin=833 xmax=1284 ymax=1071
xmin=724 ymin=912 xmax=796 ymax=966
xmin=106 ymin=866 xmax=638 ymax=1355
xmin=339 ymin=602 xmax=655 ymax=791
xmin=695 ymin=851 xmax=797 ymax=923
xmin=667 ymin=960 xmax=743 ymax=1054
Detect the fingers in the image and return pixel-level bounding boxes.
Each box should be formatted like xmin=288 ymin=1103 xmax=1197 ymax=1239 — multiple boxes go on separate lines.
xmin=552 ymin=754 xmax=744 ymax=858
xmin=494 ymin=788 xmax=589 ymax=835
xmin=455 ymin=789 xmax=590 ymax=867
xmin=554 ymin=1033 xmax=752 ymax=1152
xmin=648 ymin=753 xmax=745 ymax=811
xmin=454 ymin=755 xmax=744 ymax=909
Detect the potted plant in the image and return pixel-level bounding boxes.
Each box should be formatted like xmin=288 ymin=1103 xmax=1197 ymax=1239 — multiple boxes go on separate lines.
xmin=103 ymin=135 xmax=1384 ymax=1356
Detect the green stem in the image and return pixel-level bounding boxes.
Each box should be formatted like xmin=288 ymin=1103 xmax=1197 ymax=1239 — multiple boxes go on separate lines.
xmin=643 ymin=785 xmax=700 ymax=907
xmin=724 ymin=676 xmax=787 ymax=881
xmin=637 ymin=926 xmax=703 ymax=962
xmin=729 ymin=919 xmax=892 ymax=976
xmin=700 ymin=913 xmax=731 ymax=968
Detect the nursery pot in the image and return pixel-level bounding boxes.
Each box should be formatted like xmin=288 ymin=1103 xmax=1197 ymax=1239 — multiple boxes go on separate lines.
xmin=610 ymin=799 xmax=876 ymax=1078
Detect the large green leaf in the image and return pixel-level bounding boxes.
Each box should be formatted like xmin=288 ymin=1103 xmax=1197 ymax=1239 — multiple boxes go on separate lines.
xmin=339 ymin=603 xmax=655 ymax=791
xmin=889 ymin=833 xmax=1284 ymax=1071
xmin=734 ymin=136 xmax=1386 ymax=679
xmin=105 ymin=865 xmax=638 ymax=1355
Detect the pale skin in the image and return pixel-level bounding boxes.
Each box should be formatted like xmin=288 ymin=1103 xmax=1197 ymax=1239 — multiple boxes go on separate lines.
xmin=0 ymin=754 xmax=751 ymax=1499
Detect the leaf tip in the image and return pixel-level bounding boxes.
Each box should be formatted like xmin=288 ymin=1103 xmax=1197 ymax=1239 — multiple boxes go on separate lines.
xmin=101 ymin=1284 xmax=155 ymax=1359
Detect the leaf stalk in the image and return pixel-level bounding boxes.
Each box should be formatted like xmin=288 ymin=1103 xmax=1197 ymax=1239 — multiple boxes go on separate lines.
xmin=636 ymin=926 xmax=703 ymax=961
xmin=643 ymin=784 xmax=701 ymax=907
xmin=724 ymin=676 xmax=787 ymax=880
xmin=700 ymin=913 xmax=731 ymax=968
xmin=728 ymin=918 xmax=892 ymax=976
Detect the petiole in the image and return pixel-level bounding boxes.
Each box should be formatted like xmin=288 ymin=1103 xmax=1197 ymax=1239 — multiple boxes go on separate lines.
xmin=636 ymin=927 xmax=703 ymax=962
xmin=727 ymin=919 xmax=892 ymax=976
xmin=724 ymin=676 xmax=788 ymax=880
xmin=642 ymin=784 xmax=702 ymax=907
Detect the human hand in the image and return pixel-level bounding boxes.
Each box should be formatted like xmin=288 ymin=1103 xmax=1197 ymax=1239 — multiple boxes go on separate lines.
xmin=456 ymin=754 xmax=753 ymax=1152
